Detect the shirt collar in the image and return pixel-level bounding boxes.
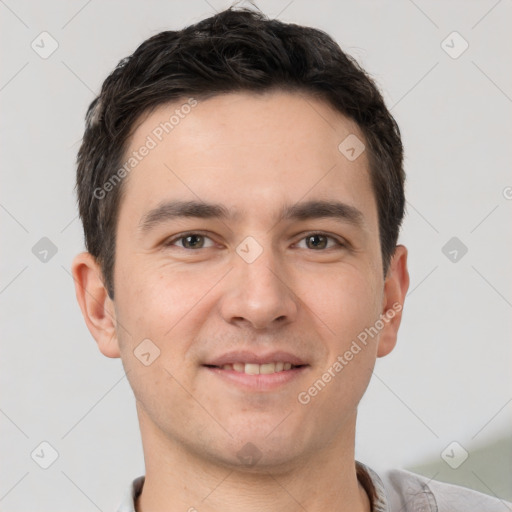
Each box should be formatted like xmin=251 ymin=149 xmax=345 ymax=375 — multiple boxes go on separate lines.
xmin=117 ymin=461 xmax=390 ymax=512
xmin=356 ymin=460 xmax=390 ymax=512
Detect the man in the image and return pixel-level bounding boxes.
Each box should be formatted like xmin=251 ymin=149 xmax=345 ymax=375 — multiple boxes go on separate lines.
xmin=71 ymin=6 xmax=509 ymax=511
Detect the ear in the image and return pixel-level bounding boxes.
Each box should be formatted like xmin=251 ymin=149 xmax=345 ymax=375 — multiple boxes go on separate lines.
xmin=71 ymin=252 xmax=120 ymax=358
xmin=377 ymin=244 xmax=410 ymax=358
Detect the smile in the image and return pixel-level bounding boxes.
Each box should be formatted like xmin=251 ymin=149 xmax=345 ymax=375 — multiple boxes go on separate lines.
xmin=205 ymin=362 xmax=303 ymax=375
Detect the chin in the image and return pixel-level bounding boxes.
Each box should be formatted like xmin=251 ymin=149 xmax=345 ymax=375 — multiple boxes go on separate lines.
xmin=197 ymin=427 xmax=310 ymax=473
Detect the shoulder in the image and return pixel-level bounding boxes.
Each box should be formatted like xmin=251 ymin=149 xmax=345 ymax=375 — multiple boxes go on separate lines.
xmin=376 ymin=466 xmax=511 ymax=512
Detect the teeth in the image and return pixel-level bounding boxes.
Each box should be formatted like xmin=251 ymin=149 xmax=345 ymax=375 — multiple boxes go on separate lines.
xmin=259 ymin=363 xmax=275 ymax=374
xmin=218 ymin=362 xmax=300 ymax=375
xmin=245 ymin=363 xmax=260 ymax=375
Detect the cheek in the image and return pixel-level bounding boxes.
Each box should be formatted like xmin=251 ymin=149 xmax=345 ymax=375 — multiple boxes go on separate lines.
xmin=299 ymin=265 xmax=381 ymax=397
xmin=300 ymin=263 xmax=381 ymax=341
xmin=117 ymin=261 xmax=193 ymax=324
xmin=114 ymin=261 xmax=228 ymax=360
xmin=112 ymin=268 xmax=202 ymax=417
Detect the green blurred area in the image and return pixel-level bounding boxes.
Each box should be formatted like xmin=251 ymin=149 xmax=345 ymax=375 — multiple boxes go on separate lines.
xmin=406 ymin=435 xmax=512 ymax=502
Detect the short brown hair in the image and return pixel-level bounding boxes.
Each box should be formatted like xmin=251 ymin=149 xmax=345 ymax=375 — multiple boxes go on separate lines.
xmin=76 ymin=6 xmax=405 ymax=298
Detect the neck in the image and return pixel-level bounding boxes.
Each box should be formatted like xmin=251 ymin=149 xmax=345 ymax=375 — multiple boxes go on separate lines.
xmin=134 ymin=406 xmax=371 ymax=512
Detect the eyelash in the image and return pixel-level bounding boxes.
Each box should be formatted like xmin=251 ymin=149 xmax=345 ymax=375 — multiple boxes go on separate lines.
xmin=164 ymin=231 xmax=346 ymax=250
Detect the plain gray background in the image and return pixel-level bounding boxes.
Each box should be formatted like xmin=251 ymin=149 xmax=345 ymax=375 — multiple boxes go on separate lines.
xmin=1 ymin=1 xmax=511 ymax=510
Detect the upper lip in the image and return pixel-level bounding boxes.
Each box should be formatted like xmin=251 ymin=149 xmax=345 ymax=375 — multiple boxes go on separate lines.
xmin=204 ymin=350 xmax=308 ymax=367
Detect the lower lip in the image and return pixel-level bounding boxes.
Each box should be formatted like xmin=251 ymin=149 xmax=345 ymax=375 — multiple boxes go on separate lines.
xmin=203 ymin=365 xmax=309 ymax=391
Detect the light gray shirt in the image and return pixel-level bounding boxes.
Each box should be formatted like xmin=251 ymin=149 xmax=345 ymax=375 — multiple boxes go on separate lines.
xmin=117 ymin=460 xmax=511 ymax=511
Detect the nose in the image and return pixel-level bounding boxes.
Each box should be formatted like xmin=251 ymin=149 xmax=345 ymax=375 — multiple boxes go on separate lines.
xmin=219 ymin=247 xmax=299 ymax=331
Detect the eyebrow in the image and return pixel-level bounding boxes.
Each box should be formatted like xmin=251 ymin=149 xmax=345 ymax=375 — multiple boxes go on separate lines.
xmin=138 ymin=199 xmax=365 ymax=233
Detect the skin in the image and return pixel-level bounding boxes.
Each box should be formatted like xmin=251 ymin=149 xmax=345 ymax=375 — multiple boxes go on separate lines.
xmin=72 ymin=90 xmax=409 ymax=512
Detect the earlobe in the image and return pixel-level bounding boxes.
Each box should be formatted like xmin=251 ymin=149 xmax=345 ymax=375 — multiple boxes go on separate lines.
xmin=377 ymin=244 xmax=410 ymax=358
xmin=71 ymin=252 xmax=121 ymax=358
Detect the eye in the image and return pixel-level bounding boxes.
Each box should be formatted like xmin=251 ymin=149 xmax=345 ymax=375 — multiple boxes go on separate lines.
xmin=296 ymin=233 xmax=344 ymax=250
xmin=166 ymin=233 xmax=216 ymax=250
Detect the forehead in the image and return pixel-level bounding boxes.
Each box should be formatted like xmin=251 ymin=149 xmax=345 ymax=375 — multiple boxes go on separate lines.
xmin=119 ymin=90 xmax=377 ymax=231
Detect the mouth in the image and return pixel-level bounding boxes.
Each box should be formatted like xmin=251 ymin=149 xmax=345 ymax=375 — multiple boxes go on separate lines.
xmin=203 ymin=362 xmax=306 ymax=375
xmin=202 ymin=351 xmax=310 ymax=391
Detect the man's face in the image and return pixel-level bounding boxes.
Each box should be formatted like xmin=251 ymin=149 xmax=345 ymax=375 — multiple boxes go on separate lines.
xmin=109 ymin=91 xmax=398 ymax=469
